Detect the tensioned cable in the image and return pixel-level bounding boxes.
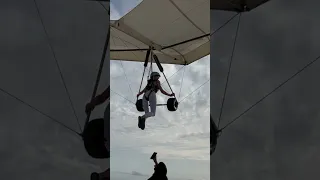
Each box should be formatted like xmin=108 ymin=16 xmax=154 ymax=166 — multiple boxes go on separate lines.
xmin=0 ymin=87 xmax=81 ymax=136
xmin=97 ymin=1 xmax=109 ymax=14
xmin=98 ymin=0 xmax=196 ymax=84
xmin=111 ymin=89 xmax=135 ymax=104
xmin=220 ymin=54 xmax=320 ymax=131
xmin=159 ymin=65 xmax=186 ymax=94
xmin=211 ymin=13 xmax=239 ymax=37
xmin=165 ymin=14 xmax=239 ymax=106
xmin=111 ymin=67 xmax=208 ymax=115
xmin=161 ymin=72 xmax=177 ymax=98
xmin=179 ymin=79 xmax=210 ymax=103
xmin=113 ymin=65 xmax=188 ymax=106
xmin=119 ymin=61 xmax=135 ymax=100
xmin=147 ymin=13 xmax=238 ymax=103
xmin=217 ymin=13 xmax=242 ymax=129
xmin=160 ymin=65 xmax=185 ymax=86
xmin=136 ymin=50 xmax=151 ymax=100
xmin=111 ymin=77 xmax=210 ymax=107
xmin=33 ymin=0 xmax=82 ymax=132
xmin=178 ymin=67 xmax=186 ymax=99
xmin=100 ymin=1 xmax=205 ymax=103
xmin=1 ymin=0 xmax=111 ymax=138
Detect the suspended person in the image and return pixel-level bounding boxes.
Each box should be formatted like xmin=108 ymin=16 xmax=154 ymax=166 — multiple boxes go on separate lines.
xmin=85 ymin=86 xmax=110 ymax=180
xmin=136 ymin=72 xmax=175 ymax=130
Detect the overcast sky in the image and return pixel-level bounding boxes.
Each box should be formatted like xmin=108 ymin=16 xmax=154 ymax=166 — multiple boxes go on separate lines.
xmin=110 ymin=0 xmax=210 ymax=180
xmin=0 ymin=0 xmax=109 ymax=179
xmin=211 ymin=0 xmax=320 ymax=179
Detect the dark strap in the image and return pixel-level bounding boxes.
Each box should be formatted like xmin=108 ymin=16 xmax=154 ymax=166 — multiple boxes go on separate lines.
xmin=144 ymin=91 xmax=152 ymax=101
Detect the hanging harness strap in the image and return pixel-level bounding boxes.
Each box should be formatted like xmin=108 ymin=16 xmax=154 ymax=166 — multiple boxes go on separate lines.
xmin=137 ymin=49 xmax=151 ymax=101
xmin=152 ymin=54 xmax=177 ymax=101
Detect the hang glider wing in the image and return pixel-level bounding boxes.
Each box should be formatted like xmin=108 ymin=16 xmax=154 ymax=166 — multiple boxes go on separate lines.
xmin=110 ymin=0 xmax=210 ymax=65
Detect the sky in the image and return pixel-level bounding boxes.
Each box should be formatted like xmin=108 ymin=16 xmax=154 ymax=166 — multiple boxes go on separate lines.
xmin=211 ymin=0 xmax=320 ymax=179
xmin=110 ymin=0 xmax=210 ymax=180
xmin=0 ymin=0 xmax=109 ymax=179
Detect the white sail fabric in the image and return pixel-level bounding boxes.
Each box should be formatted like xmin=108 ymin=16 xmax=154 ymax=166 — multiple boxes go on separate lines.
xmin=110 ymin=0 xmax=210 ymax=65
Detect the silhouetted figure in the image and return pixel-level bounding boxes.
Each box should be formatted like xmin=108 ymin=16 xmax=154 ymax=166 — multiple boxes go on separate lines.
xmin=86 ymin=87 xmax=110 ymax=180
xmin=148 ymin=152 xmax=168 ymax=180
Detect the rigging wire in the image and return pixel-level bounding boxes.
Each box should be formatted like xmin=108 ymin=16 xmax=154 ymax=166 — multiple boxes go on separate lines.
xmin=0 ymin=87 xmax=81 ymax=136
xmin=178 ymin=67 xmax=186 ymax=99
xmin=0 ymin=0 xmax=111 ymax=138
xmin=33 ymin=0 xmax=82 ymax=132
xmin=211 ymin=13 xmax=239 ymax=37
xmin=158 ymin=65 xmax=185 ymax=93
xmin=106 ymin=0 xmax=209 ymax=109
xmin=119 ymin=61 xmax=135 ymax=100
xmin=151 ymin=13 xmax=239 ymax=116
xmin=111 ymin=89 xmax=135 ymax=104
xmin=179 ymin=79 xmax=210 ymax=103
xmin=0 ymin=0 xmax=112 ymax=142
xmin=97 ymin=1 xmax=109 ymax=14
xmin=220 ymin=54 xmax=320 ymax=131
xmin=217 ymin=13 xmax=241 ymax=129
xmin=212 ymin=10 xmax=320 ymax=132
xmin=111 ymin=74 xmax=209 ymax=107
xmin=160 ymin=65 xmax=185 ymax=86
xmin=114 ymin=59 xmax=187 ymax=104
xmin=138 ymin=67 xmax=147 ymax=95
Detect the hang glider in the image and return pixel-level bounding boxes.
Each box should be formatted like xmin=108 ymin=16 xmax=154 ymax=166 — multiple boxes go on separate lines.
xmin=110 ymin=0 xmax=210 ymax=65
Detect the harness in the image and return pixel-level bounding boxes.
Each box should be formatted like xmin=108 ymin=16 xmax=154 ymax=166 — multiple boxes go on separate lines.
xmin=144 ymin=79 xmax=159 ymax=101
